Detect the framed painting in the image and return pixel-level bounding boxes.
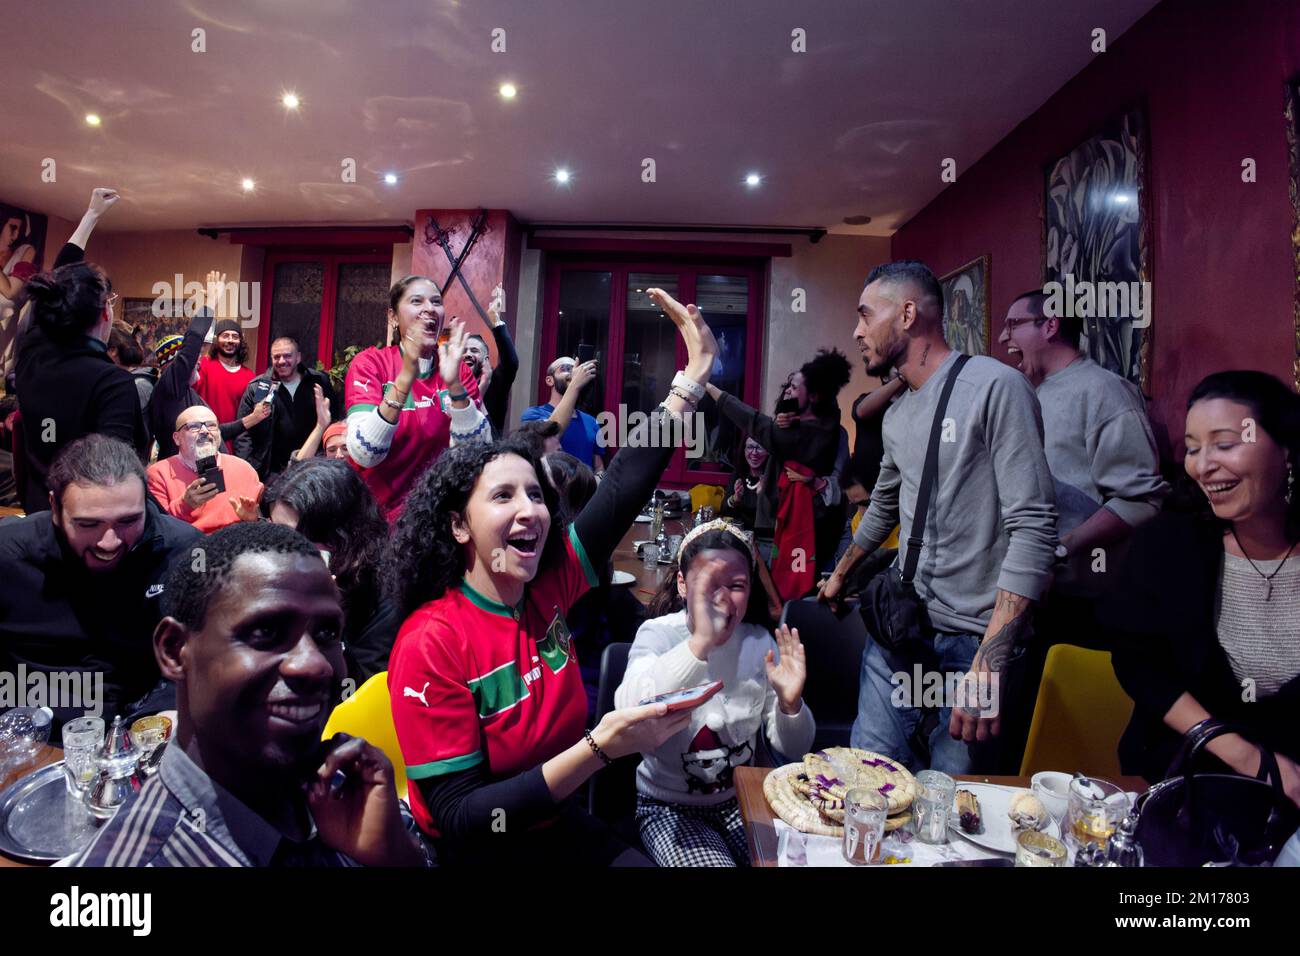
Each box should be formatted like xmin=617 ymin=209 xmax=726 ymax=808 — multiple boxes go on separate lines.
xmin=1042 ymin=104 xmax=1153 ymax=395
xmin=121 ymin=297 xmax=189 ymax=358
xmin=1285 ymin=75 xmax=1300 ymax=391
xmin=940 ymin=254 xmax=991 ymax=356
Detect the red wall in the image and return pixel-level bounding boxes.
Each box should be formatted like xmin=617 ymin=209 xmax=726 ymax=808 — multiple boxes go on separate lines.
xmin=891 ymin=0 xmax=1300 ymax=463
xmin=410 ymin=209 xmax=521 ymax=367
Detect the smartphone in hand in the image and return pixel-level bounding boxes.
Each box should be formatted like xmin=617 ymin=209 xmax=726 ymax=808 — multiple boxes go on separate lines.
xmin=638 ymin=680 xmax=724 ymax=712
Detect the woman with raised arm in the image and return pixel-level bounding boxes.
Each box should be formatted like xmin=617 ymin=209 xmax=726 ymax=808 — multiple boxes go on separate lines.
xmin=385 ymin=289 xmax=718 ymax=866
xmin=344 ymin=276 xmax=489 ymax=518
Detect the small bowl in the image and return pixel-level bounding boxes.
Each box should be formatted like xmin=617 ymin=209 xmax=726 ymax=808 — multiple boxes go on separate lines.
xmin=1030 ymin=771 xmax=1072 ymax=822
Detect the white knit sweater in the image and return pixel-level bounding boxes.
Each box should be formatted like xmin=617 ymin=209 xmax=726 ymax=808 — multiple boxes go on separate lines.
xmin=614 ymin=611 xmax=816 ymax=807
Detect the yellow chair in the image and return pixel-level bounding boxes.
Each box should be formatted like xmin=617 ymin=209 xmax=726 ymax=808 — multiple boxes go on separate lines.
xmin=883 ymin=524 xmax=900 ymax=549
xmin=1018 ymin=644 xmax=1134 ymax=778
xmin=689 ymin=483 xmax=725 ymax=515
xmin=322 ymin=672 xmax=408 ymax=800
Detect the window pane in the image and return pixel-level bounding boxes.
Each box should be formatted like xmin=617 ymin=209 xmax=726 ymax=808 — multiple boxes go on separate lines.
xmin=695 ymin=275 xmax=748 ymax=470
xmin=269 ymin=262 xmax=324 ymax=368
xmin=330 ymin=263 xmax=391 ymax=367
xmin=621 ymin=274 xmax=680 ymax=418
xmin=555 ymin=271 xmax=611 ymax=417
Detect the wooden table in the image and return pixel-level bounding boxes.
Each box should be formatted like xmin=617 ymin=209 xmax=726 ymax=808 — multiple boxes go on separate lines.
xmin=0 ymin=744 xmax=63 ymax=868
xmin=611 ymin=517 xmax=687 ymax=606
xmin=735 ymin=765 xmax=1150 ymax=867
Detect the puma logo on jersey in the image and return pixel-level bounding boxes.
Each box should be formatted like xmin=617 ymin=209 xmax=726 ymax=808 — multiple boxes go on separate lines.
xmin=352 ymin=378 xmax=372 ymax=391
xmin=403 ymin=682 xmax=430 ymax=706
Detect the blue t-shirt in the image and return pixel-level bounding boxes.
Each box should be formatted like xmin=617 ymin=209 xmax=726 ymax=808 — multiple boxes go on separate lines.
xmin=521 ymin=403 xmax=604 ymax=468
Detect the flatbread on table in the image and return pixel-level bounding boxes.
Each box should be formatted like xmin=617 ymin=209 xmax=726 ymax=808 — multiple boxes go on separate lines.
xmin=764 ymin=763 xmax=913 ymax=837
xmin=800 ymin=747 xmax=917 ymax=815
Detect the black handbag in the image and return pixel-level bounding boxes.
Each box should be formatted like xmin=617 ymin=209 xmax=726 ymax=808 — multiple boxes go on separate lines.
xmin=1134 ymin=718 xmax=1300 ymax=866
xmin=858 ymin=355 xmax=970 ymax=660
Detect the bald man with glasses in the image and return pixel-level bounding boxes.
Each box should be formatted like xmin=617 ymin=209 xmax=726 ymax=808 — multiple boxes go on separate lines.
xmin=147 ymin=405 xmax=264 ymax=533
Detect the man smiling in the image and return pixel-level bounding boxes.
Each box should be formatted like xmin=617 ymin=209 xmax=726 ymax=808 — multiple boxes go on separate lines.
xmin=0 ymin=435 xmax=200 ymax=729
xmin=74 ymin=522 xmax=428 ymax=867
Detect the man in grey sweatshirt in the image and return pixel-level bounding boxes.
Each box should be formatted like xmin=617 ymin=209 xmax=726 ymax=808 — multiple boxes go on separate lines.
xmin=999 ymin=289 xmax=1168 ymax=601
xmin=821 ymin=261 xmax=1057 ymax=774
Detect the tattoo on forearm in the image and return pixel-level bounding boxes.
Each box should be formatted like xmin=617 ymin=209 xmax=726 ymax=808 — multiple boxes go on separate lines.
xmin=958 ymin=594 xmax=1033 ymax=717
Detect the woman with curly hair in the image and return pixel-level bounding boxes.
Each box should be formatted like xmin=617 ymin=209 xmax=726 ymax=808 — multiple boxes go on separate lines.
xmin=386 ymin=289 xmax=718 ymax=865
xmin=263 ymin=457 xmax=398 ymax=683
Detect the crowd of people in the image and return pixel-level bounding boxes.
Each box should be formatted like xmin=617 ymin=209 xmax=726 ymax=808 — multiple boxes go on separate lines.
xmin=0 ymin=187 xmax=1296 ymax=869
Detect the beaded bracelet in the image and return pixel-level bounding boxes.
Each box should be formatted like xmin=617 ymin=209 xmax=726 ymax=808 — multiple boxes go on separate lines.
xmin=671 ymin=371 xmax=706 ymax=401
xmin=584 ymin=729 xmax=613 ymax=767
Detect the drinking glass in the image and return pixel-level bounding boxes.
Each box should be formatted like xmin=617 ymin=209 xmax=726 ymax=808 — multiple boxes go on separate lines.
xmin=913 ymin=770 xmax=956 ymax=844
xmin=0 ymin=707 xmax=53 ymax=777
xmin=61 ymin=716 xmax=105 ymax=795
xmin=641 ymin=543 xmax=660 ymax=570
xmin=1065 ymin=776 xmax=1130 ymax=851
xmin=1015 ymin=829 xmax=1068 ymax=867
xmin=130 ymin=715 xmax=173 ymax=778
xmin=842 ymin=788 xmax=888 ymax=865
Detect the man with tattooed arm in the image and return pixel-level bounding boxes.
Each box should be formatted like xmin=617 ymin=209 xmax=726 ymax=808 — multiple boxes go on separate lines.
xmin=820 ymin=261 xmax=1058 ymax=773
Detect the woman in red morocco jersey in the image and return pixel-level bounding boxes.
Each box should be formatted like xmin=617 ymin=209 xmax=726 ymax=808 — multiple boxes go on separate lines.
xmin=344 ymin=276 xmax=490 ymax=518
xmin=386 ymin=288 xmax=717 ymax=866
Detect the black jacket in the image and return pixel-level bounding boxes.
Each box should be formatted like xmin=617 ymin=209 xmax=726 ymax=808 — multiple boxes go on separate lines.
xmin=15 ymin=326 xmax=148 ymax=513
xmin=0 ymin=500 xmax=202 ymax=730
xmin=234 ymin=365 xmax=341 ymax=479
xmin=146 ymin=309 xmax=247 ymax=460
xmin=1099 ymin=510 xmax=1300 ymax=782
xmin=483 ymin=322 xmax=519 ymax=437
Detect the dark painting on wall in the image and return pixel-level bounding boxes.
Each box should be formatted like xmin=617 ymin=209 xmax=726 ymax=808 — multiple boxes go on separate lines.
xmin=122 ymin=297 xmax=190 ymax=358
xmin=1043 ymin=104 xmax=1153 ymax=395
xmin=940 ymin=255 xmax=991 ymax=356
xmin=0 ymin=200 xmax=49 ymax=380
xmin=1284 ymin=76 xmax=1300 ymax=391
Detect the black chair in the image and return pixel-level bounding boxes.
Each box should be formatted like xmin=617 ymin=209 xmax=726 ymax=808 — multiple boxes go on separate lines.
xmin=587 ymin=642 xmax=642 ymax=830
xmin=779 ymin=598 xmax=867 ymax=750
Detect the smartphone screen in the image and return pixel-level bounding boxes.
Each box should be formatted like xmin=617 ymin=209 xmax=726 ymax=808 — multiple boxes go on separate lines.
xmin=577 ymin=342 xmax=595 ymax=365
xmin=775 ymin=397 xmax=799 ymax=415
xmin=638 ymin=680 xmax=724 ymax=712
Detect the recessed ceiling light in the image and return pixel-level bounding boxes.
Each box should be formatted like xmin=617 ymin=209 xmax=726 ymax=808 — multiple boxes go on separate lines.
xmin=241 ymin=178 xmax=256 ymax=192
xmin=85 ymin=113 xmax=101 ymax=127
xmin=499 ymin=83 xmax=517 ymax=99
xmin=282 ymin=93 xmax=300 ymax=110
xmin=555 ymin=168 xmax=571 ymax=184
xmin=842 ymin=215 xmax=873 ymax=225
xmin=745 ymin=173 xmax=762 ymax=188
xmin=1113 ymin=192 xmax=1131 ymax=204
xmin=384 ymin=173 xmax=398 ymax=185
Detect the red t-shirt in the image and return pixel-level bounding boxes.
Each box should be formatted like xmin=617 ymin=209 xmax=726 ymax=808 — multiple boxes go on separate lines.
xmin=344 ymin=346 xmax=479 ymax=518
xmin=196 ymin=356 xmax=254 ymax=436
xmin=388 ymin=527 xmax=600 ymax=837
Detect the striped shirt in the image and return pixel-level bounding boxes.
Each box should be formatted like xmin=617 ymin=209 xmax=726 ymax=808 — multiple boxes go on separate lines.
xmin=71 ymin=743 xmax=358 ymax=867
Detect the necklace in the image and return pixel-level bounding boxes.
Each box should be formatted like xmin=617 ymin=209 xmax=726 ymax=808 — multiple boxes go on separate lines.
xmin=1229 ymin=527 xmax=1297 ymax=601
xmin=744 ymin=476 xmax=761 ymax=491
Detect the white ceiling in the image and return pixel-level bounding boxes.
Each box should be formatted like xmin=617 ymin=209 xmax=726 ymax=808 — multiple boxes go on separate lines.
xmin=2 ymin=0 xmax=1160 ymax=235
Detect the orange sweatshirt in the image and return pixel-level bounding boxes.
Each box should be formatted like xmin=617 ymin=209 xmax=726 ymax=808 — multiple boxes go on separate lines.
xmin=146 ymin=453 xmax=263 ymax=533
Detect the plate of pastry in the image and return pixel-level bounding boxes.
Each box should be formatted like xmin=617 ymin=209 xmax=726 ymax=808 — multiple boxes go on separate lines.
xmin=949 ymin=783 xmax=1060 ymax=854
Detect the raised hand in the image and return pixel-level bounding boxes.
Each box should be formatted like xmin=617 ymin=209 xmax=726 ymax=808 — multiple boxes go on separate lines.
xmin=204 ymin=270 xmax=227 ymax=315
xmin=764 ymin=624 xmax=807 ymax=713
xmin=438 ymin=318 xmax=469 ymax=387
xmin=646 ymin=288 xmax=718 ymax=383
xmin=313 ymin=383 xmax=331 ymax=428
xmin=88 ymin=188 xmax=121 ymax=218
xmin=570 ymin=359 xmax=599 ymax=391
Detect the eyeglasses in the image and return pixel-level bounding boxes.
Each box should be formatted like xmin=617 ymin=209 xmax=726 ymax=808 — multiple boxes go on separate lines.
xmin=1003 ymin=317 xmax=1047 ymax=331
xmin=180 ymin=422 xmax=219 ymax=435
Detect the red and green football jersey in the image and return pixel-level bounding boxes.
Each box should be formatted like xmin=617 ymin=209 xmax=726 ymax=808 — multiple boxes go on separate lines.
xmin=389 ymin=526 xmax=601 ymax=836
xmin=344 ymin=344 xmax=480 ymax=518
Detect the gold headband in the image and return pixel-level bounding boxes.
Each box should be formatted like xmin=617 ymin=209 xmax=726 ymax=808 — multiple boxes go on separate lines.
xmin=678 ymin=518 xmax=754 ymax=562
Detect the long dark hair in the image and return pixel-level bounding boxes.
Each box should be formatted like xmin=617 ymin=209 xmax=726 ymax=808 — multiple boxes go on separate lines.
xmin=262 ymin=458 xmax=389 ymax=631
xmin=541 ymin=452 xmax=596 ymax=527
xmin=21 ymin=262 xmax=112 ymax=344
xmin=1181 ymin=370 xmax=1300 ymax=540
xmin=385 ymin=437 xmax=565 ymax=617
xmin=648 ymin=527 xmax=771 ymax=626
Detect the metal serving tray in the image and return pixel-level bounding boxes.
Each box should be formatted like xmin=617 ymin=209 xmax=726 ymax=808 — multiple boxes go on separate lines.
xmin=0 ymin=761 xmax=101 ymax=863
